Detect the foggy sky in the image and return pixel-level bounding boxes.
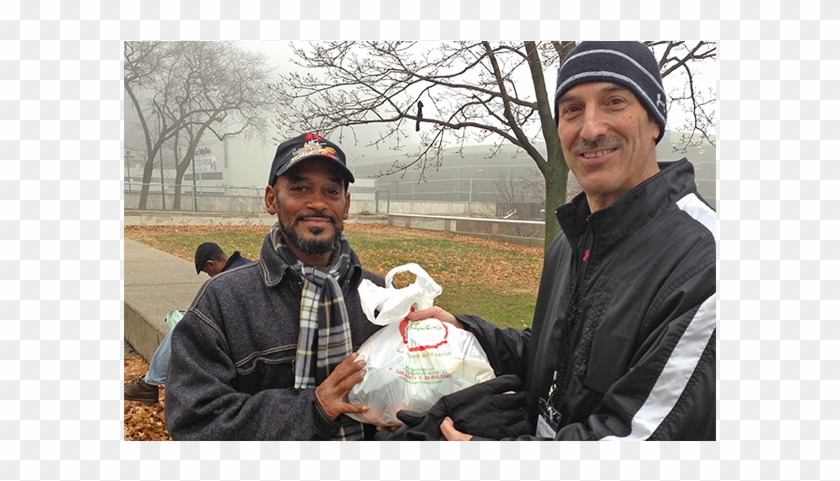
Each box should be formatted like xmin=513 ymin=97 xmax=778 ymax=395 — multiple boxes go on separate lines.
xmin=125 ymin=41 xmax=716 ymax=190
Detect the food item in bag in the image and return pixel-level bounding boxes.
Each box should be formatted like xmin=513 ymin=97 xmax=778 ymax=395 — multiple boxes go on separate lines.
xmin=347 ymin=319 xmax=495 ymax=426
xmin=346 ymin=318 xmax=495 ymax=426
xmin=346 ymin=263 xmax=496 ymax=426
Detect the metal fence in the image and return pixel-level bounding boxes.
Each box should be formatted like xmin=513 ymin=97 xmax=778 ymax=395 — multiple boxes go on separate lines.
xmin=125 ymin=179 xmax=266 ymax=213
xmin=126 ymin=180 xmax=383 ymax=215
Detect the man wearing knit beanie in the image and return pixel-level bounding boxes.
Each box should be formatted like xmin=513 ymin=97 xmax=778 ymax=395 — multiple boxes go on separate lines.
xmin=553 ymin=41 xmax=668 ymax=143
xmin=553 ymin=40 xmax=669 ymax=213
xmin=404 ymin=41 xmax=717 ymax=441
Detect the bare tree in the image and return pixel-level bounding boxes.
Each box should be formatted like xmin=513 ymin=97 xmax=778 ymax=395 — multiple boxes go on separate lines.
xmin=492 ymin=169 xmax=530 ymax=219
xmin=269 ymin=41 xmax=716 ymax=249
xmin=492 ymin=164 xmax=552 ymax=221
xmin=520 ymin=165 xmax=548 ymax=206
xmin=124 ymin=42 xmax=184 ymax=210
xmin=124 ymin=41 xmax=274 ymax=210
xmin=494 ymin=169 xmax=526 ymax=215
xmin=648 ymin=41 xmax=717 ymax=153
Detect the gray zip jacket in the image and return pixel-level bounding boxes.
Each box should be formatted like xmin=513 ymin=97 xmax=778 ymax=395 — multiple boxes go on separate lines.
xmin=166 ymin=234 xmax=383 ymax=440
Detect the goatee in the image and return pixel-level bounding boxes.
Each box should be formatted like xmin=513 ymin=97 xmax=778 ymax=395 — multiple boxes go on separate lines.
xmin=279 ymin=215 xmax=343 ymax=257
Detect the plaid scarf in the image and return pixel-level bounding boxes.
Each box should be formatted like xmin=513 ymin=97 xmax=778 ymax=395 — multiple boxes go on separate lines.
xmin=269 ymin=223 xmax=363 ymax=441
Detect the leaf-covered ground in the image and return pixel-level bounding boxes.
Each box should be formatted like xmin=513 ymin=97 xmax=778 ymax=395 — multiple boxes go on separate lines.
xmin=124 ymin=355 xmax=171 ymax=441
xmin=125 ymin=223 xmax=544 ymax=328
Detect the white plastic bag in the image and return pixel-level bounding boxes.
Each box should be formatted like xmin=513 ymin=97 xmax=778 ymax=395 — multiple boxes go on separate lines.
xmin=347 ymin=263 xmax=495 ymax=426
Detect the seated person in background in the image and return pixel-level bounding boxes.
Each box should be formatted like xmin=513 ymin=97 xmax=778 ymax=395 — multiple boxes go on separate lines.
xmin=194 ymin=242 xmax=252 ymax=278
xmin=123 ymin=242 xmax=252 ymax=404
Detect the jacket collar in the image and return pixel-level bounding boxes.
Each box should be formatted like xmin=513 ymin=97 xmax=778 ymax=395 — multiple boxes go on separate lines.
xmin=222 ymin=251 xmax=242 ymax=272
xmin=257 ymin=232 xmax=363 ymax=289
xmin=555 ymin=158 xmax=697 ymax=249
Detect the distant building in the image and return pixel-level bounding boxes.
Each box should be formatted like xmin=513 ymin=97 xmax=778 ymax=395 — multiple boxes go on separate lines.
xmin=124 ymin=124 xmax=381 ymax=213
xmin=125 ymin=118 xmax=716 ymax=215
xmin=348 ymin=132 xmax=717 ymax=211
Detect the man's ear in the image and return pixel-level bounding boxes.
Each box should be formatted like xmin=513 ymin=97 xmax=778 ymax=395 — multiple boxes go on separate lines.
xmin=265 ymin=185 xmax=278 ymax=215
xmin=343 ymin=191 xmax=351 ymax=220
xmin=650 ymin=118 xmax=661 ymax=142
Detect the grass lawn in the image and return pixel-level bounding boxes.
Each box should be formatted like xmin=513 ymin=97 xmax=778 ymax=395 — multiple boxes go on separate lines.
xmin=124 ymin=223 xmax=544 ymax=330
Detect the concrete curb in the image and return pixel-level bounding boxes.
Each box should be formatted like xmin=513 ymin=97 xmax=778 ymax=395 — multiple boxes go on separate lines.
xmin=125 ymin=210 xmax=388 ymax=227
xmin=124 ymin=239 xmax=208 ymax=362
xmin=125 ymin=209 xmax=277 ymax=227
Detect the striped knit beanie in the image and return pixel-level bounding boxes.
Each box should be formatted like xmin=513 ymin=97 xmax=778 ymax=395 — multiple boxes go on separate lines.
xmin=553 ymin=41 xmax=668 ymax=144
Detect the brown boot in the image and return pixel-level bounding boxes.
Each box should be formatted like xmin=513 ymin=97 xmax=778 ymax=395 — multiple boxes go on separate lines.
xmin=124 ymin=377 xmax=160 ymax=404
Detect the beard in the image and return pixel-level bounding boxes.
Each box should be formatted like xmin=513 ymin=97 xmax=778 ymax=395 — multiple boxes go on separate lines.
xmin=279 ymin=214 xmax=343 ymax=257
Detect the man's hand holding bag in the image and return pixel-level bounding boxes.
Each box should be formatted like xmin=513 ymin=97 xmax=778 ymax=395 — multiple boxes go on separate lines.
xmin=347 ymin=264 xmax=497 ymax=427
xmin=378 ymin=374 xmax=532 ymax=441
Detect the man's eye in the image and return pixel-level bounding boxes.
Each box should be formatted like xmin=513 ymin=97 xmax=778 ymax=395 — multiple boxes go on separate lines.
xmin=563 ymin=105 xmax=580 ymax=115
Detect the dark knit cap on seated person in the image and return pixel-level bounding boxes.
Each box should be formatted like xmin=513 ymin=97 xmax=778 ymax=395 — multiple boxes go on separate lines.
xmin=267 ymin=132 xmax=355 ymax=187
xmin=553 ymin=41 xmax=668 ymax=144
xmin=194 ymin=242 xmax=223 ymax=274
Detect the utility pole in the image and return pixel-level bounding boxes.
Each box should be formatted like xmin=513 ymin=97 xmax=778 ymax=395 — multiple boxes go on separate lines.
xmin=191 ymin=154 xmax=198 ymax=212
xmin=124 ymin=150 xmax=132 ymax=193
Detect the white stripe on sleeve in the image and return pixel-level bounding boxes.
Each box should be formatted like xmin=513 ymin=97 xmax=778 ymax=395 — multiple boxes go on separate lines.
xmin=676 ymin=192 xmax=717 ymax=237
xmin=601 ymin=292 xmax=716 ymax=441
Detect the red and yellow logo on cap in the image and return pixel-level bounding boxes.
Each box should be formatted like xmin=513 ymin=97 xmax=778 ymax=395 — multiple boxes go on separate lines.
xmin=289 ymin=141 xmax=339 ymax=166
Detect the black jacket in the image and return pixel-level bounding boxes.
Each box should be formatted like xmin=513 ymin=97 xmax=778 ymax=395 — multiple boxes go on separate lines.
xmin=223 ymin=251 xmax=252 ymax=271
xmin=166 ymin=234 xmax=384 ymax=440
xmin=459 ymin=159 xmax=717 ymax=440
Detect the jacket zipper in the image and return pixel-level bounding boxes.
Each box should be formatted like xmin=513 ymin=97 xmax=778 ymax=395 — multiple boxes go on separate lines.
xmin=549 ymin=222 xmax=594 ymax=409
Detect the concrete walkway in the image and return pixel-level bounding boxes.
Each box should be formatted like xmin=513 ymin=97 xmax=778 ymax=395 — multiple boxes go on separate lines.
xmin=124 ymin=239 xmax=208 ymax=363
xmin=123 ymin=213 xmax=393 ymax=362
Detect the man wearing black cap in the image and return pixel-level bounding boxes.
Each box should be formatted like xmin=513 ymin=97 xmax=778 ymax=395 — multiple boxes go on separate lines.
xmin=124 ymin=243 xmax=252 ymax=404
xmin=194 ymin=242 xmax=251 ymax=277
xmin=166 ymin=133 xmax=386 ymax=440
xmin=404 ymin=41 xmax=716 ymax=441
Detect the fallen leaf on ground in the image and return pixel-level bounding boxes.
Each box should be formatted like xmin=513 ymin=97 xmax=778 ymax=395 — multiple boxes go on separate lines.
xmin=124 ymin=356 xmax=172 ymax=441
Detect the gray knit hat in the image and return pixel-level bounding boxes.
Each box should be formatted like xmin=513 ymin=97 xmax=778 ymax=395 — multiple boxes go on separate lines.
xmin=553 ymin=41 xmax=667 ymax=144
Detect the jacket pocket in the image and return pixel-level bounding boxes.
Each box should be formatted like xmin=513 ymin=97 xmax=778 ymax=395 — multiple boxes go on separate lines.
xmin=583 ymin=332 xmax=632 ymax=394
xmin=234 ymin=344 xmax=298 ymax=393
xmin=581 ymin=277 xmax=640 ymax=395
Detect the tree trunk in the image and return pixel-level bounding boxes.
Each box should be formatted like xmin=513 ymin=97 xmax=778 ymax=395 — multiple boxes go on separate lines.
xmin=138 ymin=155 xmax=156 ymax=210
xmin=173 ymin=158 xmax=191 ymax=211
xmin=543 ymin=156 xmax=568 ymax=251
xmin=173 ymin=183 xmax=182 ymax=210
xmin=173 ymin=122 xmax=212 ymax=213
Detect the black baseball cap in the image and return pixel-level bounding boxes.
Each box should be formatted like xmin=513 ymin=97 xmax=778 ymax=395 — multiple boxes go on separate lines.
xmin=194 ymin=242 xmax=223 ymax=274
xmin=267 ymin=132 xmax=355 ymax=187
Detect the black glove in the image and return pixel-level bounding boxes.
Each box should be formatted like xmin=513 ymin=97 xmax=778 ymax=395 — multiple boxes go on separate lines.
xmin=373 ymin=410 xmax=429 ymax=441
xmin=378 ymin=375 xmax=531 ymax=441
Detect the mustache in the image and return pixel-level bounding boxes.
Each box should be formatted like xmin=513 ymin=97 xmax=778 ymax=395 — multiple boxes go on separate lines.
xmin=570 ymin=136 xmax=624 ymax=156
